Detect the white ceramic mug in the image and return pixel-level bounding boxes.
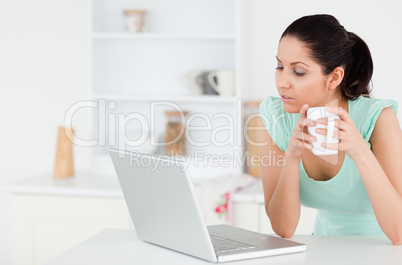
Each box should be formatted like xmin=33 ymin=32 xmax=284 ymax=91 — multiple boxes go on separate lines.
xmin=197 ymin=71 xmax=219 ymax=95
xmin=307 ymin=107 xmax=340 ymax=155
xmin=180 ymin=70 xmax=203 ymax=95
xmin=208 ymin=70 xmax=235 ymax=97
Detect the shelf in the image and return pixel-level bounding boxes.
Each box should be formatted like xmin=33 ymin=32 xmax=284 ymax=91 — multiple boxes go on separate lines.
xmin=92 ymin=94 xmax=239 ymax=103
xmin=92 ymin=32 xmax=236 ymax=40
xmin=89 ymin=0 xmax=244 ymax=177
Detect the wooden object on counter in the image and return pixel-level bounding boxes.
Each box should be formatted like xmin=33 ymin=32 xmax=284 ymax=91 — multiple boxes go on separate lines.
xmin=244 ymin=101 xmax=262 ymax=178
xmin=165 ymin=111 xmax=188 ymax=156
xmin=53 ymin=126 xmax=74 ymax=178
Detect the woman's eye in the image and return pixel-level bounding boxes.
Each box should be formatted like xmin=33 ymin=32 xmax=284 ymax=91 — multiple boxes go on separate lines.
xmin=294 ymin=71 xmax=305 ymax=76
xmin=294 ymin=68 xmax=306 ymax=76
xmin=275 ymin=65 xmax=284 ymax=70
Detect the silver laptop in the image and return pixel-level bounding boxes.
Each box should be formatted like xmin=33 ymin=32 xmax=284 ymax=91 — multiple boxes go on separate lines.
xmin=109 ymin=149 xmax=306 ymax=263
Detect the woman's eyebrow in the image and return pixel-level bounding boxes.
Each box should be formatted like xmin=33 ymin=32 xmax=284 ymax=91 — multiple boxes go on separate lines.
xmin=276 ymin=56 xmax=310 ymax=68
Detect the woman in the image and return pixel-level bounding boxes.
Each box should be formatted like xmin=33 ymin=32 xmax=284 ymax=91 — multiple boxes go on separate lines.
xmin=257 ymin=14 xmax=402 ymax=245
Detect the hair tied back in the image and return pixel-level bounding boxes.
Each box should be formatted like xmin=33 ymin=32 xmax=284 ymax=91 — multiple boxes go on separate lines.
xmin=281 ymin=14 xmax=373 ymax=100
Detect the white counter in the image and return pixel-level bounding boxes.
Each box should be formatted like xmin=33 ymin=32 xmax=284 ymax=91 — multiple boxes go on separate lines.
xmin=44 ymin=229 xmax=402 ymax=265
xmin=3 ymin=172 xmax=123 ymax=198
xmin=3 ymin=172 xmax=262 ymax=202
xmin=4 ymin=172 xmax=261 ymax=265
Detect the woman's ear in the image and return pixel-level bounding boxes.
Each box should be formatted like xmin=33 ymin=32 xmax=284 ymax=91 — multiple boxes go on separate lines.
xmin=327 ymin=66 xmax=345 ymax=90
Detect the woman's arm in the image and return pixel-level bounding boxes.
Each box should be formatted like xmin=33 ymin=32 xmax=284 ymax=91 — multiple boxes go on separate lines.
xmin=358 ymin=107 xmax=402 ymax=245
xmin=257 ymin=116 xmax=300 ymax=238
xmin=257 ymin=117 xmax=300 ymax=238
xmin=257 ymin=105 xmax=315 ymax=238
xmin=326 ymin=107 xmax=402 ymax=245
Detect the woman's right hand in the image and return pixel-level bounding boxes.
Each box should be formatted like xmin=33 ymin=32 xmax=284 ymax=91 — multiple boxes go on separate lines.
xmin=285 ymin=104 xmax=316 ymax=157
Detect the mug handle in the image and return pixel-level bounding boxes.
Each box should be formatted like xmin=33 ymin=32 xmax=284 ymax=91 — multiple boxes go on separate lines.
xmin=208 ymin=71 xmax=220 ymax=94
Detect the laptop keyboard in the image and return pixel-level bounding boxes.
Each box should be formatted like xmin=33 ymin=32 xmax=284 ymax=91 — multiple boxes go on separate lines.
xmin=211 ymin=235 xmax=257 ymax=254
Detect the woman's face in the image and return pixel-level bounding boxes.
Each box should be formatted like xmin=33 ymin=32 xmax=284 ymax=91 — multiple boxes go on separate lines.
xmin=275 ymin=36 xmax=333 ymax=113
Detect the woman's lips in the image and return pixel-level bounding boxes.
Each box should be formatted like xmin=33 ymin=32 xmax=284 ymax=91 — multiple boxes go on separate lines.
xmin=281 ymin=95 xmax=295 ymax=102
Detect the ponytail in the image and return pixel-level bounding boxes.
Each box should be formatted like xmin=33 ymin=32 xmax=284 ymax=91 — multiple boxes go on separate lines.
xmin=341 ymin=32 xmax=373 ymax=99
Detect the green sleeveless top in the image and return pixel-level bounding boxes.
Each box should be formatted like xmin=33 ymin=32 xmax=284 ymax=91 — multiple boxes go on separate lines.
xmin=259 ymin=96 xmax=398 ymax=236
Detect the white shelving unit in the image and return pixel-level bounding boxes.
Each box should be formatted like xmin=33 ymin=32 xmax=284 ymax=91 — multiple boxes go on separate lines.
xmin=89 ymin=0 xmax=247 ymax=178
xmin=92 ymin=32 xmax=237 ymax=40
xmin=92 ymin=93 xmax=239 ymax=103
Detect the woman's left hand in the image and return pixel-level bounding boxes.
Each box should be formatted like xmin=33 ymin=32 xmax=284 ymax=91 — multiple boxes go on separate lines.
xmin=316 ymin=107 xmax=370 ymax=161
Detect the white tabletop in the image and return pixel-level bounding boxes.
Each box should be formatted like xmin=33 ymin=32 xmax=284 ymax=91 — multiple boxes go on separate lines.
xmin=44 ymin=229 xmax=401 ymax=265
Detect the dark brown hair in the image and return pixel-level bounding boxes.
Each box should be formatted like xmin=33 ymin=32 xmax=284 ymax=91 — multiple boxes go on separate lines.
xmin=281 ymin=14 xmax=373 ymax=100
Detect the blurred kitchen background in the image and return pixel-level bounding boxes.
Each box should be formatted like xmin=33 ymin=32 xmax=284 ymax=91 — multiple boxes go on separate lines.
xmin=1 ymin=0 xmax=401 ymax=264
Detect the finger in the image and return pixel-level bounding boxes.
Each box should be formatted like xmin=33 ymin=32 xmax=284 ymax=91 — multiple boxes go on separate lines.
xmin=301 ymin=118 xmax=316 ymax=127
xmin=300 ymin=104 xmax=309 ymax=118
xmin=319 ymin=119 xmax=347 ymax=132
xmin=314 ymin=127 xmax=327 ymax=136
xmin=321 ymin=142 xmax=340 ymax=151
xmin=315 ymin=128 xmax=341 ymax=139
xmin=296 ymin=117 xmax=315 ymax=131
xmin=326 ymin=107 xmax=351 ymax=122
xmin=295 ymin=139 xmax=313 ymax=150
xmin=292 ymin=128 xmax=315 ymax=143
xmin=316 ymin=117 xmax=328 ymax=125
xmin=334 ymin=119 xmax=347 ymax=131
xmin=332 ymin=130 xmax=340 ymax=139
xmin=303 ymin=141 xmax=314 ymax=150
xmin=291 ymin=132 xmax=314 ymax=150
xmin=300 ymin=131 xmax=317 ymax=143
xmin=315 ymin=118 xmax=341 ymax=129
xmin=296 ymin=134 xmax=315 ymax=148
xmin=331 ymin=129 xmax=340 ymax=139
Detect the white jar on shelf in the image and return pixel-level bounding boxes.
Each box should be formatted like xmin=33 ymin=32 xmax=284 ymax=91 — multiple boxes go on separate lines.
xmin=123 ymin=9 xmax=147 ymax=32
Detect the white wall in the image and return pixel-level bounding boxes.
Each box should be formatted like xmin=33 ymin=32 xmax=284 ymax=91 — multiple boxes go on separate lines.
xmin=0 ymin=0 xmax=90 ymax=263
xmin=245 ymin=0 xmax=402 ymax=122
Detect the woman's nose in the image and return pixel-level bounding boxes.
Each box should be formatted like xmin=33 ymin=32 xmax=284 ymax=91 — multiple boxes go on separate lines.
xmin=276 ymin=72 xmax=291 ymax=89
